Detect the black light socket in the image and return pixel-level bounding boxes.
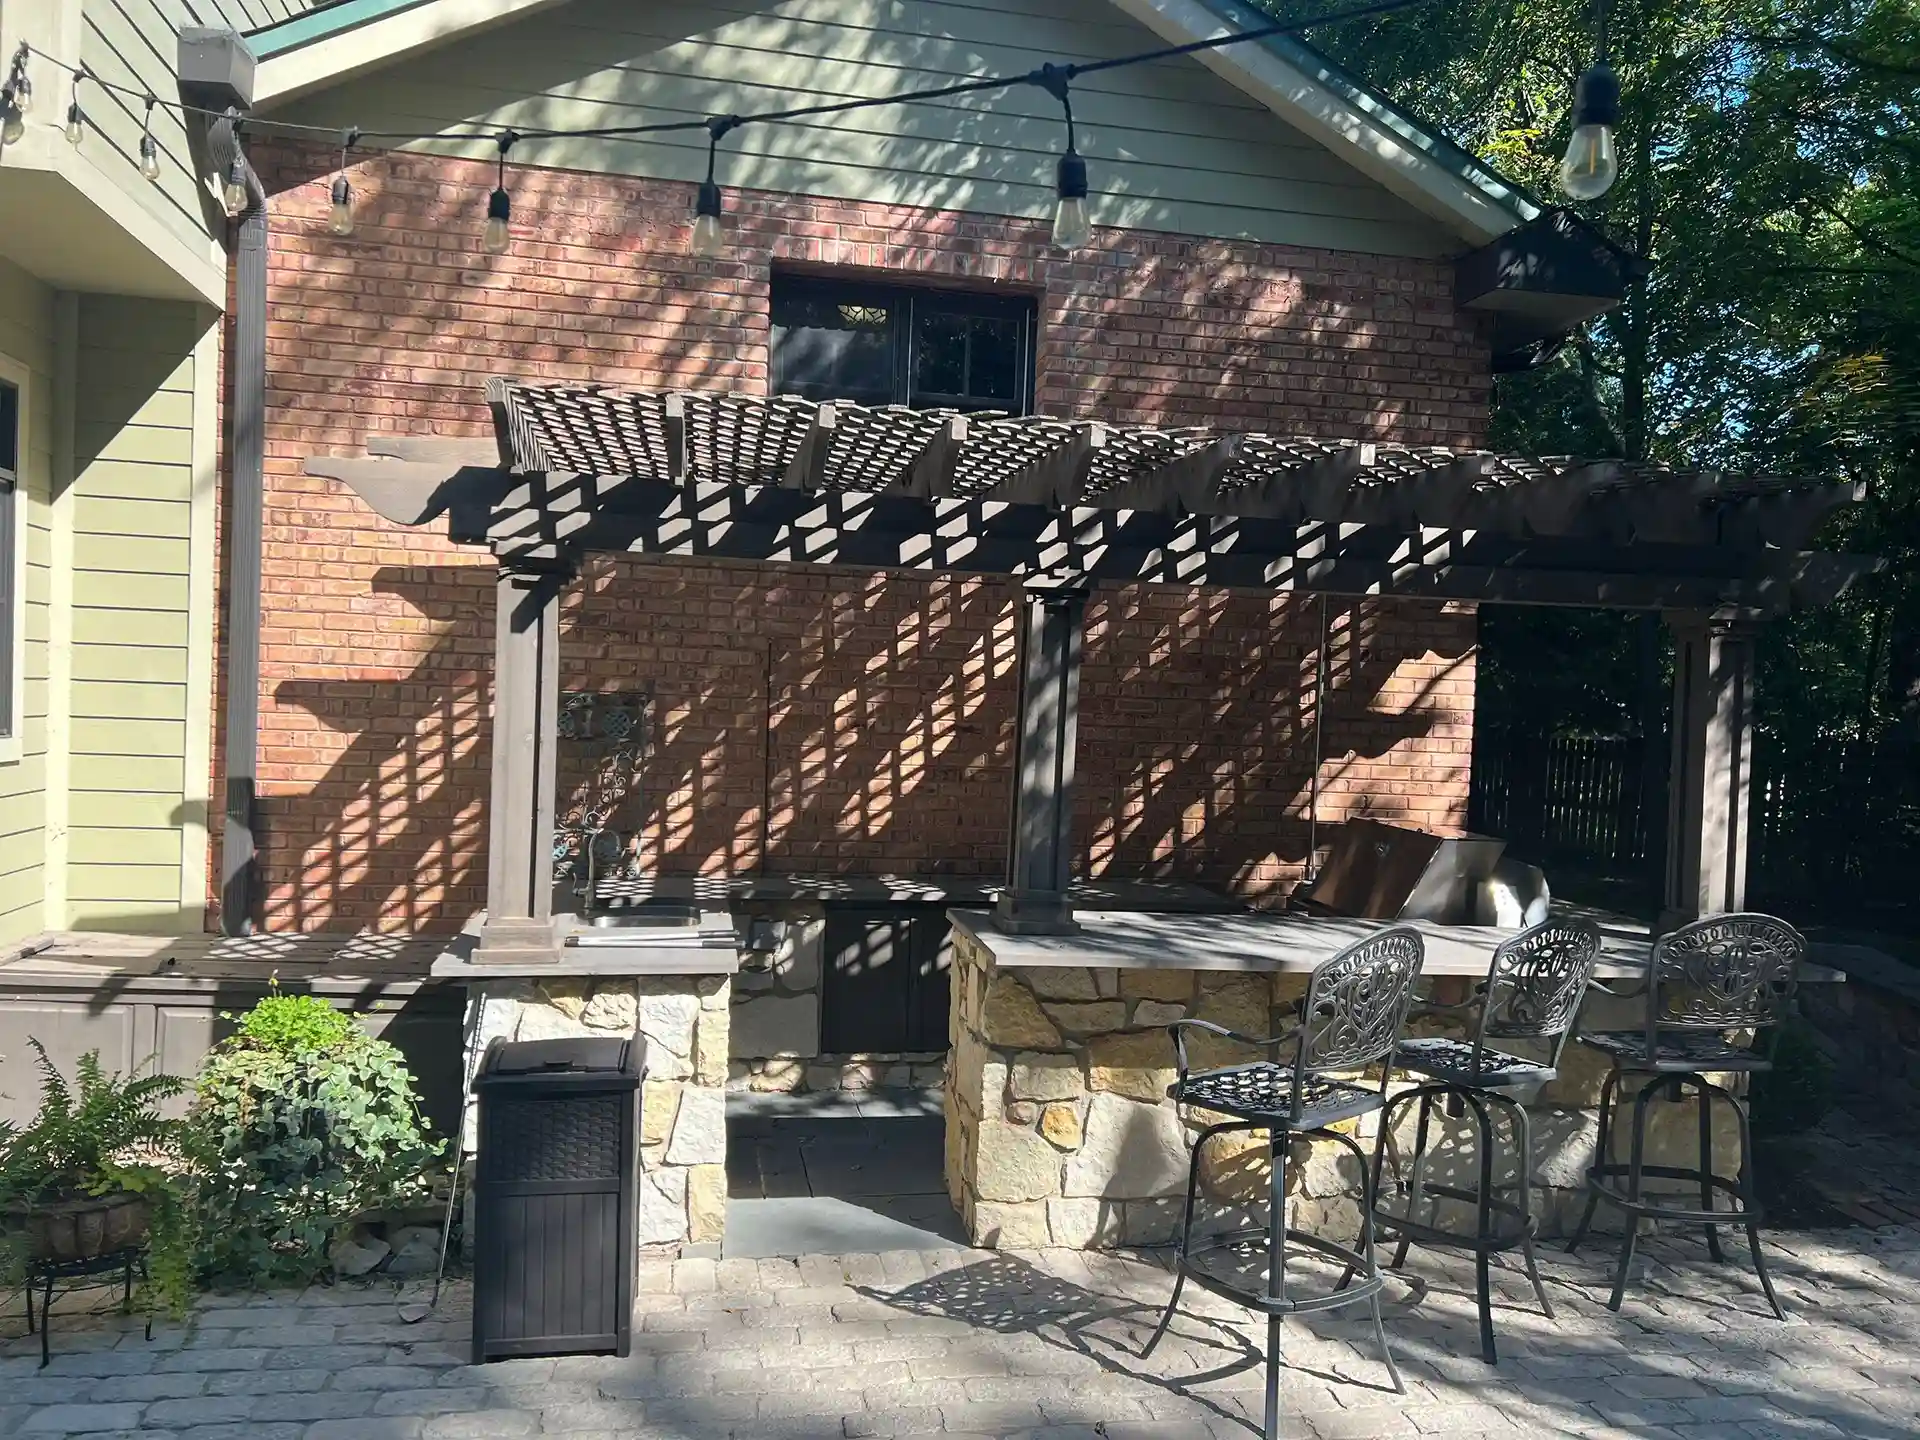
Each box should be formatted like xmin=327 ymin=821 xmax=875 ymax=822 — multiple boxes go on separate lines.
xmin=1056 ymin=150 xmax=1088 ymax=202
xmin=1572 ymin=63 xmax=1621 ymax=128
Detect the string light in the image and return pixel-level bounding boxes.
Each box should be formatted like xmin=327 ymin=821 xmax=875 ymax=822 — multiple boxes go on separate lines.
xmin=0 ymin=0 xmax=1463 ymax=243
xmin=0 ymin=43 xmax=29 ymax=147
xmin=329 ymin=128 xmax=358 ymax=236
xmin=63 ymin=70 xmax=83 ymax=146
xmin=483 ymin=131 xmax=513 ymax=254
xmin=690 ymin=116 xmax=738 ymax=258
xmin=139 ymin=96 xmax=161 ymax=181
xmin=222 ymin=125 xmax=250 ymax=217
xmin=1034 ymin=64 xmax=1090 ymax=252
xmin=1561 ymin=0 xmax=1620 ymax=200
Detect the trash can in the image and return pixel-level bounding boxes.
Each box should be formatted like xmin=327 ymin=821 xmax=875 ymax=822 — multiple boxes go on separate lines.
xmin=470 ymin=1035 xmax=641 ymax=1363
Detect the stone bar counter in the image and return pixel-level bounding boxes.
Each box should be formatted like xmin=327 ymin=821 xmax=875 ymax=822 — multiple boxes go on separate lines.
xmin=943 ymin=907 xmax=1802 ymax=1252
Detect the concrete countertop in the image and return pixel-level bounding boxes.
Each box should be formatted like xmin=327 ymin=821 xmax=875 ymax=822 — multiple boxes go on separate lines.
xmin=949 ymin=907 xmax=1847 ymax=982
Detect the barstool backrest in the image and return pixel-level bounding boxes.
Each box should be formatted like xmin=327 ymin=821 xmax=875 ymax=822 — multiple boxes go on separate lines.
xmin=1469 ymin=917 xmax=1603 ymax=1074
xmin=1646 ymin=912 xmax=1804 ymax=1053
xmin=1294 ymin=925 xmax=1425 ymax=1115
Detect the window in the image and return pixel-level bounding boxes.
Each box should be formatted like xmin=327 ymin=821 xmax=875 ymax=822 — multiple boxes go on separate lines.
xmin=770 ymin=276 xmax=1035 ymax=414
xmin=0 ymin=374 xmax=16 ymax=747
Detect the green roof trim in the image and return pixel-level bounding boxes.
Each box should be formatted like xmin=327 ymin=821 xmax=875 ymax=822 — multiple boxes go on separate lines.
xmin=246 ymin=0 xmax=436 ymax=59
xmin=1200 ymin=0 xmax=1542 ymax=223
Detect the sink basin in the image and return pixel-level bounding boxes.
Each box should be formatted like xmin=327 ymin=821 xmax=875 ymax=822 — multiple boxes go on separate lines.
xmin=587 ymin=904 xmax=703 ymax=929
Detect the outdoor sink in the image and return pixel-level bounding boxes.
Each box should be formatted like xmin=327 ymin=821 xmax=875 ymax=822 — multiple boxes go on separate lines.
xmin=587 ymin=904 xmax=703 ymax=929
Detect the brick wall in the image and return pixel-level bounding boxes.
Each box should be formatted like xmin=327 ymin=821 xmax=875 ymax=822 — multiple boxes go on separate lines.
xmin=237 ymin=142 xmax=1483 ymax=932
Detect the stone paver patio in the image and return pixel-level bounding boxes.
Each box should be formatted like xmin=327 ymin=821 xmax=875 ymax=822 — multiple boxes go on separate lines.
xmin=3 ymin=1218 xmax=1918 ymax=1440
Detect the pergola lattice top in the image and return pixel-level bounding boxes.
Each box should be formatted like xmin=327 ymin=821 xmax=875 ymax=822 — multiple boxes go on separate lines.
xmin=306 ymin=379 xmax=1878 ymax=614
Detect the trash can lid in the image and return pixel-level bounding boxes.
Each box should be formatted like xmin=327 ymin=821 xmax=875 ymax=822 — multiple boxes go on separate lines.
xmin=483 ymin=1037 xmax=631 ymax=1077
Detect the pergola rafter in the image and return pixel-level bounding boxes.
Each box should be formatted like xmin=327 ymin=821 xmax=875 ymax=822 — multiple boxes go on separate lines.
xmin=302 ymin=380 xmax=1880 ymax=963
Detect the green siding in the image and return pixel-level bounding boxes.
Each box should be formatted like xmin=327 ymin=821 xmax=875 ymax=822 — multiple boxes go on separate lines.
xmin=0 ymin=258 xmax=54 ymax=945
xmin=269 ymin=0 xmax=1456 ymax=256
xmin=68 ymin=293 xmax=204 ymax=933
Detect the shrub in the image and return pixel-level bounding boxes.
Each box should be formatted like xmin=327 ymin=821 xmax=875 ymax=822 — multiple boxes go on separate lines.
xmin=0 ymin=1042 xmax=196 ymax=1315
xmin=1750 ymin=1016 xmax=1838 ymax=1135
xmin=190 ymin=992 xmax=442 ymax=1285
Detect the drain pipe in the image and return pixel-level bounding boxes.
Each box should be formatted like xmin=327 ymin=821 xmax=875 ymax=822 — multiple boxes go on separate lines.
xmin=213 ymin=108 xmax=267 ymax=935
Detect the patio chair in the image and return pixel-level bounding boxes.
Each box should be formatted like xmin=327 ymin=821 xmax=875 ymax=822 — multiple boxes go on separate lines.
xmin=1141 ymin=926 xmax=1425 ymax=1440
xmin=1566 ymin=912 xmax=1805 ymax=1317
xmin=1367 ymin=917 xmax=1604 ymax=1364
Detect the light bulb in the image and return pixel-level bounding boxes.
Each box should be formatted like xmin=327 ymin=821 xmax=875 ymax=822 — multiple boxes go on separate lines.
xmin=1559 ymin=124 xmax=1618 ymax=201
xmin=483 ymin=186 xmax=510 ymax=254
xmin=64 ymin=102 xmax=82 ymax=146
xmin=329 ymin=176 xmax=354 ymax=237
xmin=691 ymin=212 xmax=723 ymax=257
xmin=690 ymin=179 xmax=724 ymax=256
xmin=13 ymin=73 xmax=29 ymax=117
xmin=1052 ymin=195 xmax=1091 ymax=252
xmin=139 ymin=133 xmax=161 ymax=182
xmin=1051 ymin=150 xmax=1091 ymax=251
xmin=0 ymin=104 xmax=22 ymax=148
xmin=1560 ymin=62 xmax=1622 ymax=201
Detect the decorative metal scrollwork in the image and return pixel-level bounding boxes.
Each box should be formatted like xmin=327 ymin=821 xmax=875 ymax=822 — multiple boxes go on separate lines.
xmin=1301 ymin=927 xmax=1425 ymax=1070
xmin=552 ymin=690 xmax=649 ymax=899
xmin=1483 ymin=919 xmax=1602 ymax=1039
xmin=1653 ymin=912 xmax=1803 ymax=1029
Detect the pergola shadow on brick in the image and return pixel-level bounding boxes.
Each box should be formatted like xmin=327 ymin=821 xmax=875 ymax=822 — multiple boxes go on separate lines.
xmin=308 ymin=380 xmax=1878 ymax=962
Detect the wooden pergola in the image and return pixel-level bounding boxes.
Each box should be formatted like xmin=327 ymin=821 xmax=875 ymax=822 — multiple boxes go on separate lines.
xmin=306 ymin=380 xmax=1878 ymax=964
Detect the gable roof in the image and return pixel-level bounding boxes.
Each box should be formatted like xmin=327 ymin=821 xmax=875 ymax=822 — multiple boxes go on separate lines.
xmin=244 ymin=0 xmax=1537 ymax=246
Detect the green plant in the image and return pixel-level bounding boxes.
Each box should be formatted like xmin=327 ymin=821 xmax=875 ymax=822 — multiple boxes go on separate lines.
xmin=231 ymin=990 xmax=355 ymax=1053
xmin=190 ymin=994 xmax=442 ymax=1285
xmin=1750 ymin=1018 xmax=1838 ymax=1136
xmin=0 ymin=1041 xmax=196 ymax=1316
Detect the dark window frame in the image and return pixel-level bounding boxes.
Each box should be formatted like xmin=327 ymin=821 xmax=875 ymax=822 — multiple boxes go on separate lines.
xmin=770 ymin=274 xmax=1037 ymax=415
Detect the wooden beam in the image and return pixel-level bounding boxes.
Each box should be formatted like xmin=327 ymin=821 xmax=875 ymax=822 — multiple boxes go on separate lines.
xmin=986 ymin=423 xmax=1107 ymax=506
xmin=1094 ymin=434 xmax=1243 ymax=513
xmin=305 ymin=456 xmax=483 ymax=526
xmin=894 ymin=414 xmax=970 ymax=498
xmin=367 ymin=436 xmax=503 ymax=466
xmin=781 ymin=402 xmax=838 ymax=490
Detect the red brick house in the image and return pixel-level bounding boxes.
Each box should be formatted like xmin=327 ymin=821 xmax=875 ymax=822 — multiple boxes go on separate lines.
xmin=227 ymin=0 xmax=1612 ymax=958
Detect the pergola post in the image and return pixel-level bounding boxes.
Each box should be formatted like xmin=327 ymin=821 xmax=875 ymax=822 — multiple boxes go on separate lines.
xmin=475 ymin=563 xmax=568 ymax=965
xmin=994 ymin=575 xmax=1088 ymax=935
xmin=1661 ymin=608 xmax=1759 ymax=929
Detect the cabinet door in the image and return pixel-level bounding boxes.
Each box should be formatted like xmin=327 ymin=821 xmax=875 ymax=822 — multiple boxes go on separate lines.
xmin=821 ymin=908 xmax=916 ymax=1053
xmin=904 ymin=915 xmax=954 ymax=1052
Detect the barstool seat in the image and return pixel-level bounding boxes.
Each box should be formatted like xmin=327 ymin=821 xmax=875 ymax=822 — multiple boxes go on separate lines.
xmin=1141 ymin=926 xmax=1426 ymax=1440
xmin=1173 ymin=1062 xmax=1383 ymax=1129
xmin=1370 ymin=917 xmax=1604 ymax=1365
xmin=1394 ymin=1036 xmax=1555 ymax=1088
xmin=1567 ymin=913 xmax=1806 ymax=1321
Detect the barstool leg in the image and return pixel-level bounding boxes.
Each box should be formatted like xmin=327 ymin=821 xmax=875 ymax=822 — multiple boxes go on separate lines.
xmin=1394 ymin=1091 xmax=1436 ymax=1270
xmin=1507 ymin=1099 xmax=1554 ymax=1319
xmin=1262 ymin=1125 xmax=1291 ymax=1440
xmin=1464 ymin=1091 xmax=1498 ymax=1364
xmin=1607 ymin=1075 xmax=1662 ymax=1312
xmin=1348 ymin=1125 xmax=1404 ymax=1394
xmin=1697 ymin=1079 xmax=1724 ymax=1262
xmin=1727 ymin=1085 xmax=1785 ymax=1320
xmin=1568 ymin=1065 xmax=1621 ymax=1255
xmin=1143 ymin=1119 xmax=1211 ymax=1360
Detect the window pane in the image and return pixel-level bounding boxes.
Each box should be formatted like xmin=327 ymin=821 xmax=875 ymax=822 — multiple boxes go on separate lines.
xmin=0 ymin=381 xmax=16 ymax=477
xmin=967 ymin=316 xmax=1022 ymax=403
xmin=913 ymin=312 xmax=968 ymax=397
xmin=771 ymin=293 xmax=895 ymax=404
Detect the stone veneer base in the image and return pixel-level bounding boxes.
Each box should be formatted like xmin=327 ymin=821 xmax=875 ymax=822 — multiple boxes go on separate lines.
xmin=944 ymin=926 xmax=1743 ymax=1250
xmin=462 ymin=971 xmax=731 ymax=1251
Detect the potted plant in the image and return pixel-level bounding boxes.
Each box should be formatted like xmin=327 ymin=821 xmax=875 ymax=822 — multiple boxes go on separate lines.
xmin=0 ymin=1041 xmax=196 ymax=1314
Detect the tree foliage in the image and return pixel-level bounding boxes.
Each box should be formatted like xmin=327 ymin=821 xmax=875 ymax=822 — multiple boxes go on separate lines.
xmin=1289 ymin=0 xmax=1919 ymax=750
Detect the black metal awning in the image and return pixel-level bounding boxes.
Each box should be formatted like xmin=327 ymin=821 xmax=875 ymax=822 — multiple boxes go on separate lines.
xmin=304 ymin=380 xmax=1878 ymax=614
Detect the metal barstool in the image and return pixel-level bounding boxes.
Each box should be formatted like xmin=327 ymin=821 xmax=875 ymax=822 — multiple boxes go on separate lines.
xmin=1566 ymin=912 xmax=1804 ymax=1317
xmin=1141 ymin=926 xmax=1426 ymax=1440
xmin=1367 ymin=917 xmax=1603 ymax=1363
